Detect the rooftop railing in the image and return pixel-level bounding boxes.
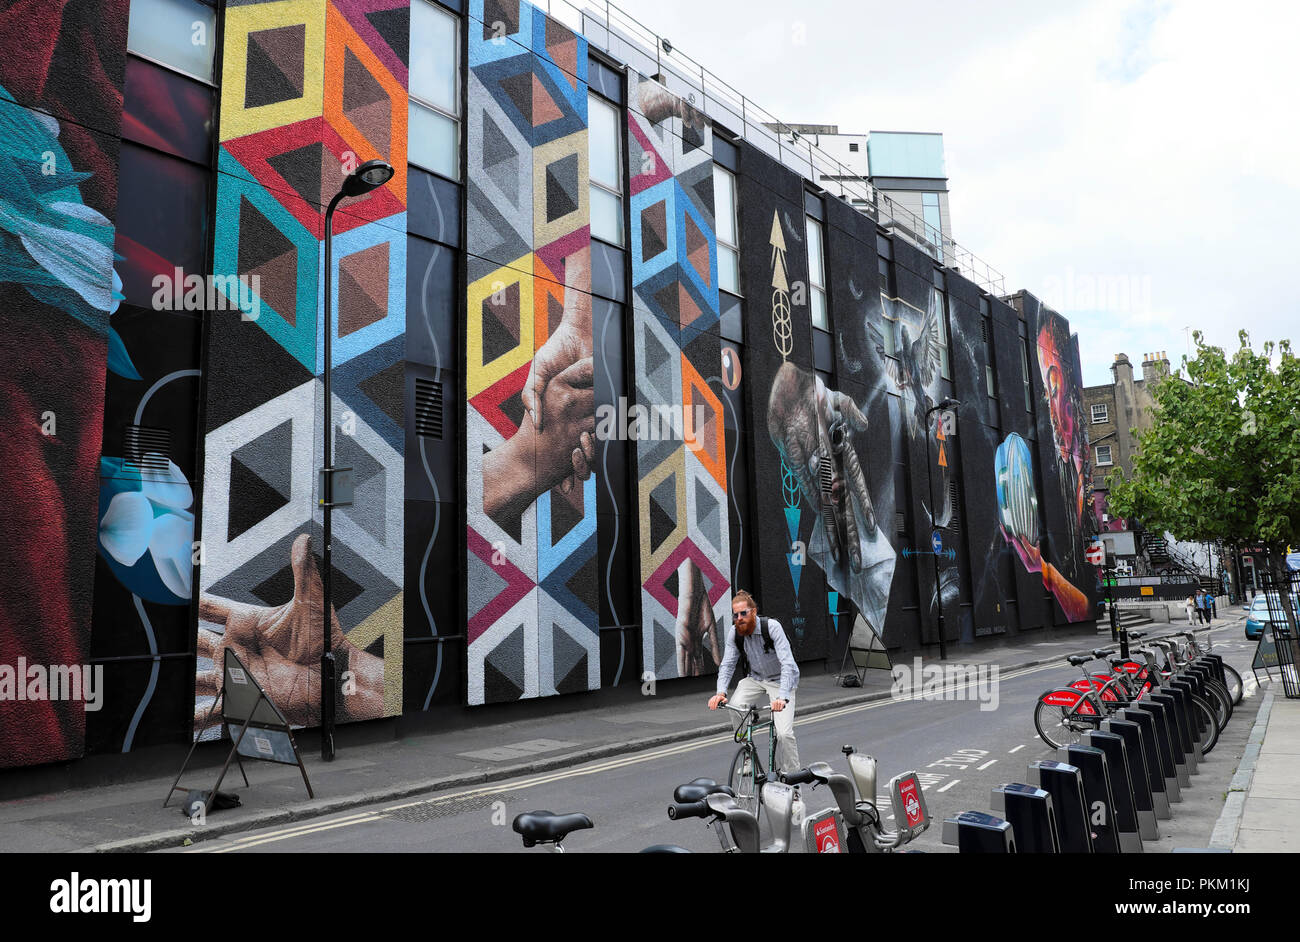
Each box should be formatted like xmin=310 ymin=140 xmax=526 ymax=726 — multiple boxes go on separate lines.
xmin=537 ymin=0 xmax=1007 ymax=295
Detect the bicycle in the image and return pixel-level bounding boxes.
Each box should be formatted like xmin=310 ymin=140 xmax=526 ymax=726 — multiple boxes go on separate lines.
xmin=723 ymin=703 xmax=778 ymax=828
xmin=1034 ymin=650 xmax=1219 ymax=755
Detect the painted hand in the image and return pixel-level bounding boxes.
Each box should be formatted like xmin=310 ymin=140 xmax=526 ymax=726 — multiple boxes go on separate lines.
xmin=520 ymin=249 xmax=592 ymax=493
xmin=195 ymin=534 xmax=384 ymax=733
xmin=767 ymin=362 xmax=876 ymax=570
xmin=675 ymin=558 xmax=720 ymax=677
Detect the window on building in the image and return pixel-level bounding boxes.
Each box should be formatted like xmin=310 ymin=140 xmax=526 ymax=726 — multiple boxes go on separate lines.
xmin=849 ymin=142 xmax=859 ymax=152
xmin=983 ymin=316 xmax=996 ymax=398
xmin=1096 ymin=444 xmax=1113 ymax=466
xmin=589 ymin=94 xmax=625 ymax=245
xmin=1092 ymin=403 xmax=1109 ymax=424
xmin=921 ymin=192 xmax=943 ymax=261
xmin=933 ymin=286 xmax=951 ymax=380
xmin=806 ymin=215 xmax=827 ymax=331
xmin=127 ymin=0 xmax=218 ymax=82
xmin=409 ymin=0 xmax=460 ymax=180
xmin=713 ymin=164 xmax=739 ymax=294
xmin=878 ymin=257 xmax=899 ymax=357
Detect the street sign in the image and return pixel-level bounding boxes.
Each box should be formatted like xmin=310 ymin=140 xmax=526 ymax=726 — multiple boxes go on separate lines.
xmin=931 ymin=530 xmax=943 ymax=556
xmin=1086 ymin=542 xmax=1104 ymax=565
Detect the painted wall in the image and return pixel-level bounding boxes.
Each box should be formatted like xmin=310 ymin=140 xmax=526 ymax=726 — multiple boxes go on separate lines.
xmin=463 ymin=0 xmax=600 ymax=703
xmin=0 ymin=0 xmax=131 ymax=767
xmin=196 ymin=0 xmax=409 ymax=736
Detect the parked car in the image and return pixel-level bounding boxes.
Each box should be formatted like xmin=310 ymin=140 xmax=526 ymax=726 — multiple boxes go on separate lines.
xmin=1245 ymin=593 xmax=1300 ymax=640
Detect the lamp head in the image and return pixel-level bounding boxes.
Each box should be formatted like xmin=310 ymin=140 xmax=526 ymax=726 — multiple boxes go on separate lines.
xmin=341 ymin=159 xmax=395 ymax=197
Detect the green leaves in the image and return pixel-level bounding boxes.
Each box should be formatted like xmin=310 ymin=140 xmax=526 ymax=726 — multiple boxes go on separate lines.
xmin=1106 ymin=333 xmax=1300 ymax=553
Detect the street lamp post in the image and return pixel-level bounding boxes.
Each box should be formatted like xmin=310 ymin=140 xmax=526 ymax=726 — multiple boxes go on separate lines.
xmin=320 ymin=159 xmax=395 ymax=762
xmin=924 ymin=398 xmax=960 ymax=661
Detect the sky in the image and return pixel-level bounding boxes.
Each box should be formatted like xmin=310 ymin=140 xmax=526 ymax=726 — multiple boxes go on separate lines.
xmin=606 ymin=0 xmax=1300 ymax=386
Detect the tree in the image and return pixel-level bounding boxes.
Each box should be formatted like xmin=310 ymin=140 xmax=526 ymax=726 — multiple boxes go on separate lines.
xmin=1107 ymin=331 xmax=1300 ymax=584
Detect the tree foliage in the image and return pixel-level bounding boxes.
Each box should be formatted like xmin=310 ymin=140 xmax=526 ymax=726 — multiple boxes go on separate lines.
xmin=1107 ymin=331 xmax=1300 ymax=566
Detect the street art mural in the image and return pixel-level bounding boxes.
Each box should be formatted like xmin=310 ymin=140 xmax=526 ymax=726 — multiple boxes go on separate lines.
xmin=0 ymin=0 xmax=130 ymax=767
xmin=197 ymin=0 xmax=409 ymax=736
xmin=1032 ymin=305 xmax=1094 ymax=623
xmin=464 ymin=0 xmax=601 ymax=703
xmin=626 ymin=72 xmax=732 ymax=683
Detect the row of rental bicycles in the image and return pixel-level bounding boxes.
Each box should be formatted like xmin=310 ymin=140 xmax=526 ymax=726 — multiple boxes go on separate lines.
xmin=512 ymin=702 xmax=932 ymax=853
xmin=1032 ymin=629 xmax=1243 ymax=752
xmin=939 ymin=628 xmax=1245 ymax=852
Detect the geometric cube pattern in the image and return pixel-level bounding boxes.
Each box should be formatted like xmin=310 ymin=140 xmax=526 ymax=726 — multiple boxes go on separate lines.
xmin=199 ymin=0 xmax=409 ymax=732
xmin=465 ymin=0 xmax=597 ymax=704
xmin=627 ymin=72 xmax=730 ymax=682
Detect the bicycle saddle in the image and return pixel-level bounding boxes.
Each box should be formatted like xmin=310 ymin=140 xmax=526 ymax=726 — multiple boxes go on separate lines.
xmin=512 ymin=811 xmax=593 ymax=846
xmin=673 ymin=778 xmax=735 ymax=803
xmin=1109 ymin=657 xmax=1130 ymax=669
xmin=1092 ymin=648 xmax=1115 ymax=659
xmin=1067 ymin=655 xmax=1091 ymax=666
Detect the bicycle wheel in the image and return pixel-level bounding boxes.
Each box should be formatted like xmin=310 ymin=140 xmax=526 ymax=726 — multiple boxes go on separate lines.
xmin=1189 ymin=695 xmax=1220 ymax=755
xmin=1034 ymin=693 xmax=1092 ymax=750
xmin=1205 ymin=678 xmax=1232 ymax=729
xmin=727 ymin=745 xmax=761 ymax=824
xmin=1222 ymin=664 xmax=1243 ymax=705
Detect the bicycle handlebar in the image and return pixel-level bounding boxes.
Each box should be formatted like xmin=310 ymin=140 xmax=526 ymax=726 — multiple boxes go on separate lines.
xmin=667 ymin=800 xmax=713 ymax=821
xmin=780 ymin=768 xmax=817 ymax=786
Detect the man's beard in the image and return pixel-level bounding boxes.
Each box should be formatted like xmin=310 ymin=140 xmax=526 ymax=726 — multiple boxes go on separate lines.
xmin=735 ymin=618 xmax=755 ymax=637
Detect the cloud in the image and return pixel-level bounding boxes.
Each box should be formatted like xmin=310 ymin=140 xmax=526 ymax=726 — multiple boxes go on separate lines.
xmin=617 ymin=0 xmax=1300 ymax=386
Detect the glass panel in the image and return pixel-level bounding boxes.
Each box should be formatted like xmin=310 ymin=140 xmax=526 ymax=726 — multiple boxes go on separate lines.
xmin=127 ymin=0 xmax=217 ymax=81
xmin=713 ymin=165 xmax=737 ymax=246
xmin=411 ymin=0 xmax=458 ymax=114
xmin=805 ymin=217 xmax=824 ymax=288
xmin=810 ymin=286 xmax=827 ymax=331
xmin=123 ymin=55 xmax=214 ymax=164
xmin=718 ymin=245 xmax=739 ymax=295
xmin=588 ymin=95 xmax=621 ymax=191
xmin=114 ymin=142 xmax=210 ymax=308
xmin=986 ymin=364 xmax=996 ymax=398
xmin=409 ymin=101 xmax=458 ymax=180
xmin=591 ymin=185 xmax=624 ymax=245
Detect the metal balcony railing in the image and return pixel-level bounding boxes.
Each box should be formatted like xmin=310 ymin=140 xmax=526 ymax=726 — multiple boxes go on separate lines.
xmin=536 ymin=0 xmax=1007 ymax=295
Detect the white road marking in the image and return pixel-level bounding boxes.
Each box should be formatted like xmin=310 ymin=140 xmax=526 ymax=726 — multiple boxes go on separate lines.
xmin=1008 ymin=744 xmax=1025 ymax=754
xmin=976 ymin=759 xmax=998 ymax=771
xmin=937 ymin=779 xmax=960 ymax=793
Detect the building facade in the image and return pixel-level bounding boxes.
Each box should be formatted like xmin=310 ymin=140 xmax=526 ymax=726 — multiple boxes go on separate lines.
xmin=1082 ymin=351 xmax=1170 ymax=567
xmin=0 ymin=0 xmax=1098 ymax=769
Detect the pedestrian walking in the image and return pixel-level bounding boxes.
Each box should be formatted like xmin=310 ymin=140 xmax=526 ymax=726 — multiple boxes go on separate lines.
xmin=1185 ymin=594 xmax=1196 ymax=626
xmin=1206 ymin=591 xmax=1216 ymax=622
xmin=1195 ymin=590 xmax=1207 ymax=624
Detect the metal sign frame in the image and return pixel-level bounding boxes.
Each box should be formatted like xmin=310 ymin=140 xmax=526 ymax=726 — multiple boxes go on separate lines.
xmin=164 ymin=649 xmax=314 ymax=810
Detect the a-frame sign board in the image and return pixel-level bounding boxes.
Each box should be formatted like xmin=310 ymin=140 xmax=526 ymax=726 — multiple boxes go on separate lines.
xmin=165 ymin=649 xmax=314 ymax=809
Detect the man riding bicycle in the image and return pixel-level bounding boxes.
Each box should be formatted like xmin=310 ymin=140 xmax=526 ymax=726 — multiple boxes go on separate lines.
xmin=708 ymin=590 xmax=801 ymax=773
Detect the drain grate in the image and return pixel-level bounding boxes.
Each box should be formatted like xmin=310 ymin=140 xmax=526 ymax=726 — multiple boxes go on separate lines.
xmin=384 ymin=792 xmax=518 ymax=823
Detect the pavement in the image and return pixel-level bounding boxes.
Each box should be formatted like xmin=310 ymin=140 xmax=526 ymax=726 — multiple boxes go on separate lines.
xmin=1216 ymin=684 xmax=1300 ymax=852
xmin=0 ymin=606 xmax=1283 ymax=853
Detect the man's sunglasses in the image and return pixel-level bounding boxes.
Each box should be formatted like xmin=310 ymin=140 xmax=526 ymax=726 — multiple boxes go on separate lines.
xmin=732 ymin=609 xmax=752 ymax=620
